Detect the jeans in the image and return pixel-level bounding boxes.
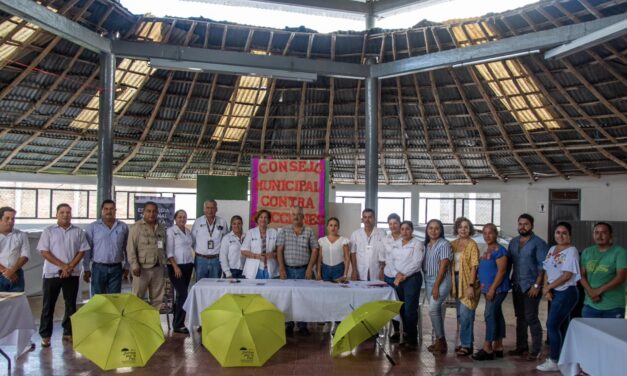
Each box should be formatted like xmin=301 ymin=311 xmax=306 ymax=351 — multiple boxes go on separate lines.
xmin=424 ymin=273 xmax=452 ymax=339
xmin=91 ymin=263 xmax=123 ymax=295
xmin=512 ymin=284 xmax=543 ymax=353
xmin=168 ymin=263 xmax=193 ymax=329
xmin=547 ymin=286 xmax=578 ymax=361
xmin=484 ymin=292 xmax=507 ymax=341
xmin=195 ymin=256 xmax=221 ymax=281
xmin=39 ymin=276 xmax=79 ymax=338
xmin=0 ymin=269 xmax=24 ymax=292
xmin=582 ymin=305 xmax=626 ymax=319
xmin=230 ymin=269 xmax=243 ymax=279
xmin=459 ymin=303 xmax=476 ymax=348
xmin=285 ymin=266 xmax=307 ymax=331
xmin=321 ymin=263 xmax=345 ymax=281
xmin=384 ymin=273 xmax=422 ymax=344
xmin=256 ymin=269 xmax=270 ymax=279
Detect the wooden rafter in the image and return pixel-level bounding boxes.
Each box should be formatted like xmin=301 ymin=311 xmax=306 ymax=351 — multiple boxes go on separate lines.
xmin=488 ymin=18 xmax=595 ymax=178
xmin=323 ymin=34 xmax=336 ymax=158
xmin=405 ymin=32 xmax=445 ymax=183
xmin=497 ymin=14 xmax=627 ymax=172
xmin=390 ymin=33 xmax=414 ymax=183
xmin=112 ymin=72 xmax=174 ymax=174
xmin=353 ymin=34 xmax=367 ymax=184
xmin=0 ymin=68 xmax=100 ymax=169
xmin=4 ymin=122 xmax=627 ymax=157
xmin=0 ymin=0 xmax=93 ymax=103
xmin=449 ymin=70 xmax=505 ymax=181
xmin=427 ymin=27 xmax=472 ymax=182
xmin=235 ymin=32 xmax=275 ymax=174
xmin=176 ymin=22 xmax=214 ymax=179
xmin=209 ymin=28 xmax=254 ymax=173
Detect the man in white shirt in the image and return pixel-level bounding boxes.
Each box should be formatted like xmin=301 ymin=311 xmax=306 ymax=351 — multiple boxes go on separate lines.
xmin=350 ymin=208 xmax=386 ymax=281
xmin=37 ymin=203 xmax=90 ymax=348
xmin=0 ymin=206 xmax=30 ymax=292
xmin=191 ymin=199 xmax=228 ymax=281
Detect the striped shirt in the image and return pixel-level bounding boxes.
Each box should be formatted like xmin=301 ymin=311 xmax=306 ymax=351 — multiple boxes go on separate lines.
xmin=423 ymin=238 xmax=453 ymax=277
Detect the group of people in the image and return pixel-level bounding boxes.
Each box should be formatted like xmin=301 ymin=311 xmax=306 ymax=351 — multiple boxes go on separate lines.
xmin=0 ymin=202 xmax=625 ymax=370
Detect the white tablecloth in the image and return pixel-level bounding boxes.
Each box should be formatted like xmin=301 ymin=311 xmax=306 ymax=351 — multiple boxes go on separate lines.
xmin=0 ymin=295 xmax=36 ymax=362
xmin=183 ymin=279 xmax=398 ymax=330
xmin=559 ymin=318 xmax=627 ymax=376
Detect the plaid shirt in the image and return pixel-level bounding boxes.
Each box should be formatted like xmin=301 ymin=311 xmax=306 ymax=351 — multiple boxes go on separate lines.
xmin=276 ymin=226 xmax=318 ymax=267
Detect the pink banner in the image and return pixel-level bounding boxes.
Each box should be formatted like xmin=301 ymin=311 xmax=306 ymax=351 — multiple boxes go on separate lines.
xmin=250 ymin=158 xmax=326 ymax=237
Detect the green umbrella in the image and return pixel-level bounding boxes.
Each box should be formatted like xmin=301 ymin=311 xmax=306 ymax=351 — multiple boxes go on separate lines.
xmin=332 ymin=300 xmax=403 ymax=357
xmin=201 ymin=293 xmax=286 ymax=367
xmin=71 ymin=293 xmax=165 ymax=370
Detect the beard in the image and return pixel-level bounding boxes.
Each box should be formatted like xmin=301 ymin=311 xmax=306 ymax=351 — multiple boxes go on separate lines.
xmin=518 ymin=229 xmax=532 ymax=237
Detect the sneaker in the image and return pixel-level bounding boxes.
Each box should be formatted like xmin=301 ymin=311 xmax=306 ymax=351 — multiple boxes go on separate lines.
xmin=41 ymin=337 xmax=51 ymax=348
xmin=536 ymin=358 xmax=559 ymax=372
xmin=62 ymin=335 xmax=73 ymax=343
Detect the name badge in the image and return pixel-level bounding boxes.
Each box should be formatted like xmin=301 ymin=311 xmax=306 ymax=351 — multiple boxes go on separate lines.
xmin=208 ymin=240 xmax=214 ymax=250
xmin=157 ymin=240 xmax=164 ymax=249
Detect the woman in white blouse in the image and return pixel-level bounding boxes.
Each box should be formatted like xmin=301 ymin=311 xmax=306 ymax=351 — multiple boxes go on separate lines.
xmin=381 ymin=213 xmax=402 ymax=341
xmin=317 ymin=217 xmax=350 ymax=282
xmin=537 ymin=222 xmax=581 ymax=372
xmin=220 ymin=215 xmax=246 ymax=279
xmin=383 ymin=220 xmax=425 ymax=348
xmin=241 ymin=210 xmax=278 ymax=279
xmin=166 ymin=209 xmax=194 ymax=334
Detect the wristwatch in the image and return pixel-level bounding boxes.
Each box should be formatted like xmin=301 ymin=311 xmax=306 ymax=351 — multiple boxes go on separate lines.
xmin=533 ymin=283 xmax=540 ymax=289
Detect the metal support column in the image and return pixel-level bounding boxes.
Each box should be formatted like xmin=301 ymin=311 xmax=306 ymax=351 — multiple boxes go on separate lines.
xmin=364 ymin=57 xmax=378 ymax=213
xmin=97 ymin=51 xmax=115 ymax=216
xmin=365 ymin=0 xmax=375 ymax=30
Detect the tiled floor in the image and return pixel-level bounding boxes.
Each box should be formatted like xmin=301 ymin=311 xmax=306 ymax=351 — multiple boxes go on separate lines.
xmin=9 ymin=292 xmax=554 ymax=375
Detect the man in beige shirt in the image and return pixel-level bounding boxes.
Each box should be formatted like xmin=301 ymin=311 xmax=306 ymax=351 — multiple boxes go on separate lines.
xmin=127 ymin=201 xmax=167 ymax=310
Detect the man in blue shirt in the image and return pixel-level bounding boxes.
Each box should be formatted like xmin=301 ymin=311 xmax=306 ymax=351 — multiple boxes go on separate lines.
xmin=83 ymin=200 xmax=129 ymax=295
xmin=507 ymin=213 xmax=548 ymax=360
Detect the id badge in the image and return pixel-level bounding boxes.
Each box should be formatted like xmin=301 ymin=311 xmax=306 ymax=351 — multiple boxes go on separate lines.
xmin=208 ymin=240 xmax=214 ymax=250
xmin=157 ymin=240 xmax=164 ymax=249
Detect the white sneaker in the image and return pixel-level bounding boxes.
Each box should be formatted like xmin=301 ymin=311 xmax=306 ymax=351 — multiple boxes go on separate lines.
xmin=536 ymin=358 xmax=559 ymax=372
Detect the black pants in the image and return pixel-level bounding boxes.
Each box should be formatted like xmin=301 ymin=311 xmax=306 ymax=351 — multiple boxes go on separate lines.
xmin=167 ymin=263 xmax=194 ymax=329
xmin=39 ymin=276 xmax=79 ymax=338
xmin=512 ymin=285 xmax=543 ymax=353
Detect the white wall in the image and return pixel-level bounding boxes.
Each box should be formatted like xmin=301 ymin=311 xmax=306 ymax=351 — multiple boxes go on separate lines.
xmin=331 ymin=175 xmax=627 ymax=240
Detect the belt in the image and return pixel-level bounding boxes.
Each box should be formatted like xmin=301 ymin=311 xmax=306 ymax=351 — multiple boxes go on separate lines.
xmin=196 ymin=253 xmax=219 ymax=259
xmin=94 ymin=262 xmax=122 ymax=267
xmin=286 ymin=264 xmax=308 ymax=269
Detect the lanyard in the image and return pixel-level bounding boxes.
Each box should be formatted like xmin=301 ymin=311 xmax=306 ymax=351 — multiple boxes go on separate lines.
xmin=206 ymin=217 xmax=216 ymax=238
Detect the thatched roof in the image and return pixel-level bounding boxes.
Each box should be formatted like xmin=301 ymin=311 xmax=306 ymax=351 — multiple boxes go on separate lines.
xmin=0 ymin=0 xmax=625 ymax=184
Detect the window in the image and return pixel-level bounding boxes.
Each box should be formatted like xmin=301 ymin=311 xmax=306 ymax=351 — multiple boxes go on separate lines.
xmin=418 ymin=192 xmax=500 ymax=227
xmin=335 ymin=191 xmax=412 ymax=227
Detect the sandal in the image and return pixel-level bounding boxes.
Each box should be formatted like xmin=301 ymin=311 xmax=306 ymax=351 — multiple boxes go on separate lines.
xmin=456 ymin=347 xmax=472 ymax=356
xmin=41 ymin=337 xmax=51 ymax=348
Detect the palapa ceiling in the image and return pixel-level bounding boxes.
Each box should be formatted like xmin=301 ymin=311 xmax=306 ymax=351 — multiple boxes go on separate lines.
xmin=0 ymin=0 xmax=625 ymax=184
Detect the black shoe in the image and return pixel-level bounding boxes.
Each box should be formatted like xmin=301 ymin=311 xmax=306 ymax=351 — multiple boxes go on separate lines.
xmin=472 ymin=349 xmax=495 ymax=361
xmin=526 ymin=351 xmax=541 ymax=361
xmin=401 ymin=341 xmax=418 ymax=350
xmin=389 ymin=332 xmax=401 ymax=342
xmin=494 ymin=350 xmax=504 ymax=358
xmin=297 ymin=327 xmax=311 ymax=336
xmin=508 ymin=348 xmax=528 ymax=356
xmin=173 ymin=327 xmax=189 ymax=334
xmin=286 ymin=327 xmax=294 ymax=337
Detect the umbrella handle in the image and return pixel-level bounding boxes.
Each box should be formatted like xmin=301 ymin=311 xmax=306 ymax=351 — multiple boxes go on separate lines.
xmin=375 ymin=337 xmax=396 ymax=366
